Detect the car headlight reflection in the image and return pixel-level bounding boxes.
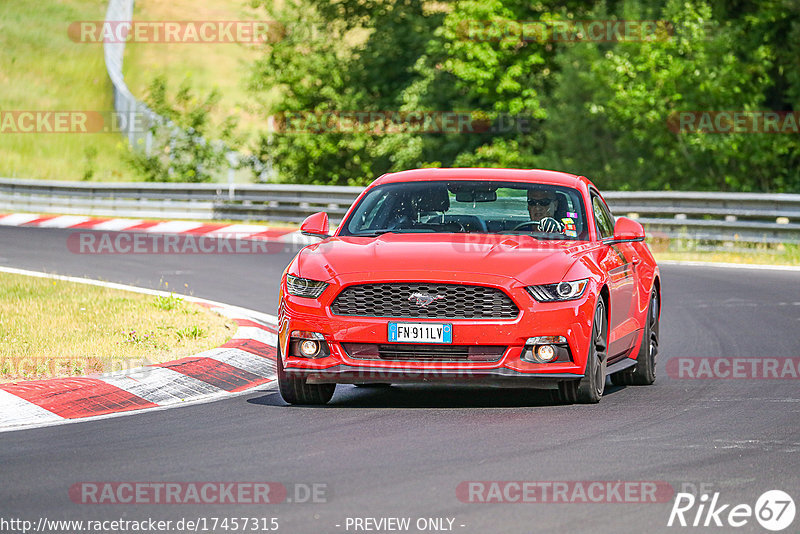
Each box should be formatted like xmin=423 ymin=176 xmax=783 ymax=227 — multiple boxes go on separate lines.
xmin=526 ymin=279 xmax=589 ymax=302
xmin=286 ymin=274 xmax=329 ymax=298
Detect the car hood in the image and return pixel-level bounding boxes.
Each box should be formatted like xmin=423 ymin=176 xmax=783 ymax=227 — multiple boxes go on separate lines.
xmin=293 ymin=234 xmax=600 ymax=285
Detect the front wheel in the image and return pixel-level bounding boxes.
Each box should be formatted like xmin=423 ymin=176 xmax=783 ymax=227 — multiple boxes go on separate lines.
xmin=277 ymin=345 xmax=335 ymax=405
xmin=557 ymin=298 xmax=608 ymax=404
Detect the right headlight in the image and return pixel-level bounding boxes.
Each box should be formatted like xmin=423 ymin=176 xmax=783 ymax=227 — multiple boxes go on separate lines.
xmin=286 ymin=274 xmax=329 ymax=298
xmin=526 ymin=279 xmax=589 ymax=302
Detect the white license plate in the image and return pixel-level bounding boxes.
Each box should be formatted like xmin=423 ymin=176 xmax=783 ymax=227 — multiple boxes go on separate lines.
xmin=388 ymin=322 xmax=452 ymax=344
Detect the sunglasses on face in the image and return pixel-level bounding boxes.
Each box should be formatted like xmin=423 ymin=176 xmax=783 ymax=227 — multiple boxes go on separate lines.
xmin=528 ymin=198 xmax=556 ymax=207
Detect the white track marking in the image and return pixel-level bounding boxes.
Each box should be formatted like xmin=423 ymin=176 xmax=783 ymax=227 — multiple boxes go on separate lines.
xmin=99 ymin=366 xmax=222 ymax=405
xmin=0 ymin=267 xmax=281 ymax=433
xmin=35 ymin=215 xmax=91 ymax=228
xmin=0 ymin=266 xmax=279 ymax=324
xmin=206 ymin=224 xmax=268 ymax=238
xmin=233 ymin=326 xmax=278 ymax=347
xmin=0 ymin=213 xmax=41 ymax=226
xmin=212 ymin=304 xmax=278 ymax=325
xmin=0 ymin=390 xmax=62 ymax=425
xmin=199 ymin=348 xmax=277 ymax=378
xmin=142 ymin=221 xmax=204 ymax=234
xmin=90 ymin=219 xmax=144 ymax=231
xmin=0 ymin=383 xmax=277 ymax=433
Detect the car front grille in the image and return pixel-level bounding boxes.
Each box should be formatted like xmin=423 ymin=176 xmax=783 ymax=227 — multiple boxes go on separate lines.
xmin=331 ymin=283 xmax=519 ymax=319
xmin=342 ymin=343 xmax=507 ymax=362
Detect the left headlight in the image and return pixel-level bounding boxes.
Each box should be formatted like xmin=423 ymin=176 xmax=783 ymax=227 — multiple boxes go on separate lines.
xmin=286 ymin=274 xmax=329 ymax=298
xmin=526 ymin=278 xmax=589 ymax=302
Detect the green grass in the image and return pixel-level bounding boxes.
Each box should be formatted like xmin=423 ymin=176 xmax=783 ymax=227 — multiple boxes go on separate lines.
xmin=649 ymin=238 xmax=800 ymax=266
xmin=0 ymin=0 xmax=267 ymax=182
xmin=122 ymin=0 xmax=267 ymax=143
xmin=153 ymin=293 xmax=184 ymax=311
xmin=0 ymin=272 xmax=236 ymax=382
xmin=0 ymin=0 xmax=147 ymax=181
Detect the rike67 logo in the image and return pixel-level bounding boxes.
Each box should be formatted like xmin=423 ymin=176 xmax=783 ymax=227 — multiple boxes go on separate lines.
xmin=668 ymin=490 xmax=795 ymax=531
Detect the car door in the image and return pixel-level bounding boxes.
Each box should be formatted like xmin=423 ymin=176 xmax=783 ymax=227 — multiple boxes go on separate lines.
xmin=591 ymin=191 xmax=640 ymax=359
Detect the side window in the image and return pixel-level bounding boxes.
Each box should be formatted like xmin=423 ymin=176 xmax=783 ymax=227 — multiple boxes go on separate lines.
xmin=591 ymin=194 xmax=615 ymax=239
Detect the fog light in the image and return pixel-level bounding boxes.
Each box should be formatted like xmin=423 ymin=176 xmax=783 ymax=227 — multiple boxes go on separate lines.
xmin=536 ymin=344 xmax=557 ymax=363
xmin=299 ymin=340 xmax=320 ymax=357
xmin=522 ymin=336 xmax=569 ymax=364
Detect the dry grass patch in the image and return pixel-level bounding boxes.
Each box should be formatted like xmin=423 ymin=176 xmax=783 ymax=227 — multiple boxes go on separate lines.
xmin=0 ymin=273 xmax=236 ymax=383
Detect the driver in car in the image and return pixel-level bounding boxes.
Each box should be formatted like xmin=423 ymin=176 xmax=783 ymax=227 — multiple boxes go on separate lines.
xmin=527 ymin=189 xmax=565 ymax=233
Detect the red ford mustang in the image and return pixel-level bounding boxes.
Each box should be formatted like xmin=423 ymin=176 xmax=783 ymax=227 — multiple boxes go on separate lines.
xmin=277 ymin=168 xmax=660 ymax=404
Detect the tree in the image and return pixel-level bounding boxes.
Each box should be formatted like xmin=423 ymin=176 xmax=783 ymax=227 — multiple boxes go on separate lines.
xmin=127 ymin=77 xmax=239 ymax=183
xmin=246 ymin=0 xmax=800 ymax=191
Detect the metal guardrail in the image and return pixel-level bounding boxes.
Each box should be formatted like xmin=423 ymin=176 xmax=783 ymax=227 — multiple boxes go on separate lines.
xmin=104 ymin=0 xmax=159 ymax=153
xmin=104 ymin=0 xmax=252 ymax=178
xmin=604 ymin=191 xmax=800 ymax=244
xmin=0 ymin=179 xmax=360 ymax=223
xmin=1 ymin=179 xmax=800 ymax=243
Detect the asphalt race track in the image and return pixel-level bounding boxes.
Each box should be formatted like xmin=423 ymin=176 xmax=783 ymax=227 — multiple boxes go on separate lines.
xmin=1 ymin=226 xmax=798 ymax=534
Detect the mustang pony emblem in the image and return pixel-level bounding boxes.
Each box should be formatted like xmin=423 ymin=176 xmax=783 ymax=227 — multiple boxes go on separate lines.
xmin=408 ymin=292 xmax=444 ymax=307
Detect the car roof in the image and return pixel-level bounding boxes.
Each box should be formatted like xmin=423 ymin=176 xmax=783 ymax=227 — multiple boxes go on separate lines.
xmin=373 ymin=168 xmax=591 ymax=190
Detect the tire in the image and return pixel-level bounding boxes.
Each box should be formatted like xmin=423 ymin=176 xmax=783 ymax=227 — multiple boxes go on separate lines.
xmin=277 ymin=345 xmax=336 ymax=405
xmin=555 ymin=380 xmax=578 ymax=404
xmin=556 ymin=298 xmax=608 ymax=404
xmin=611 ymin=288 xmax=658 ymax=386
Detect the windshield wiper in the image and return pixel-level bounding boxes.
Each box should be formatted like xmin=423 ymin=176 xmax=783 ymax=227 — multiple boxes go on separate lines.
xmin=352 ymin=229 xmax=435 ymax=237
xmin=497 ymin=231 xmax=568 ymax=240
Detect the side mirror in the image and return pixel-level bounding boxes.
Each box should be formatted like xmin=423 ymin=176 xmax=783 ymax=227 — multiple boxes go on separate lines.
xmin=608 ymin=217 xmax=645 ymax=243
xmin=300 ymin=212 xmax=331 ymax=238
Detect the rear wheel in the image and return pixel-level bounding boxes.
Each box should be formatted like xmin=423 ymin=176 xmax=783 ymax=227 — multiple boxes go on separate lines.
xmin=277 ymin=345 xmax=336 ymax=405
xmin=557 ymin=298 xmax=608 ymax=404
xmin=611 ymin=288 xmax=658 ymax=386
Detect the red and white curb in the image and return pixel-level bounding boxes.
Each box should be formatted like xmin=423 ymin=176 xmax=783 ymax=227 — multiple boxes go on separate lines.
xmin=0 ymin=267 xmax=281 ymax=433
xmin=0 ymin=212 xmax=317 ymax=246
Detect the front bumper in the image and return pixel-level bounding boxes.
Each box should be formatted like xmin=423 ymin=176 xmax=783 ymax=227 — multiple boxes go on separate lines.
xmin=278 ymin=272 xmax=598 ymax=388
xmin=291 ymin=364 xmax=583 ymax=389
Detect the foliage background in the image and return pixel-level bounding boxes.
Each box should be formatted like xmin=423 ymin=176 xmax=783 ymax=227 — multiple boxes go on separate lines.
xmin=245 ymin=0 xmax=799 ymax=191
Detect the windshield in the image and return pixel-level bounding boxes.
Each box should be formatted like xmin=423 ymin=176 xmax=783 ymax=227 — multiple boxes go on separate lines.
xmin=340 ymin=180 xmax=589 ymax=240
